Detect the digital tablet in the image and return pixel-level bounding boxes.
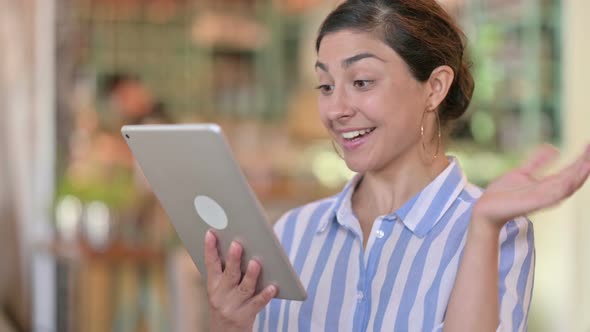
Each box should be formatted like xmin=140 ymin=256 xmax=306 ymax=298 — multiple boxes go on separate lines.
xmin=121 ymin=124 xmax=307 ymax=301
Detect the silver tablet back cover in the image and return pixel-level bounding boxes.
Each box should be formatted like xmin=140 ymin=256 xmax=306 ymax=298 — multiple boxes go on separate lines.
xmin=122 ymin=124 xmax=306 ymax=300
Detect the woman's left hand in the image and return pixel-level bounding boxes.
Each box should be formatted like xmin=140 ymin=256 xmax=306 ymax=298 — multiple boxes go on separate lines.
xmin=473 ymin=143 xmax=590 ymax=229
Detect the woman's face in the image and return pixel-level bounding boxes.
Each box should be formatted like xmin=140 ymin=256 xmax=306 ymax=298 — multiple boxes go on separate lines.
xmin=316 ymin=30 xmax=430 ymax=173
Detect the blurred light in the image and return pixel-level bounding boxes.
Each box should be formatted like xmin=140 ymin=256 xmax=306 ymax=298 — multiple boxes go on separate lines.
xmin=311 ymin=150 xmax=355 ymax=188
xmin=55 ymin=195 xmax=83 ymax=242
xmin=84 ymin=201 xmax=111 ymax=250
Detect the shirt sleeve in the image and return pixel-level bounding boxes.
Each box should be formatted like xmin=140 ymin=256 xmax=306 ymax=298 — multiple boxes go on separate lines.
xmin=253 ymin=209 xmax=296 ymax=332
xmin=437 ymin=217 xmax=535 ymax=332
xmin=496 ymin=217 xmax=535 ymax=332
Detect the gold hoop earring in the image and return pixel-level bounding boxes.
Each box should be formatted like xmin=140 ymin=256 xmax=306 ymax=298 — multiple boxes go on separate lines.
xmin=331 ymin=140 xmax=344 ymax=160
xmin=420 ymin=109 xmax=441 ymax=163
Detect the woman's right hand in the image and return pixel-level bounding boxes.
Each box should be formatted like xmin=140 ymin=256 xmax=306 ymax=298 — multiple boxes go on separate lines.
xmin=204 ymin=230 xmax=277 ymax=332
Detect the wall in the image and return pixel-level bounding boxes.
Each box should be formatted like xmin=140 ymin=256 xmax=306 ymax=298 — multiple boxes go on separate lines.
xmin=530 ymin=0 xmax=590 ymax=330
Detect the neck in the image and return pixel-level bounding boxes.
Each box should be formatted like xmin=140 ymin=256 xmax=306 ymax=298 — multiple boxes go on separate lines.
xmin=353 ymin=149 xmax=450 ymax=217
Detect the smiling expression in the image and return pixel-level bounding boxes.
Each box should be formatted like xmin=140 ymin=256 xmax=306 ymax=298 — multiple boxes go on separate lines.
xmin=316 ymin=30 xmax=432 ymax=174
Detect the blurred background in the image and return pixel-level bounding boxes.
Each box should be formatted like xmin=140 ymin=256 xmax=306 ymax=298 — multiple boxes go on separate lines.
xmin=0 ymin=0 xmax=588 ymax=331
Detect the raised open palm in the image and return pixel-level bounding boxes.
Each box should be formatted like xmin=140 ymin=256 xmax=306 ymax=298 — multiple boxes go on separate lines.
xmin=473 ymin=143 xmax=590 ymax=227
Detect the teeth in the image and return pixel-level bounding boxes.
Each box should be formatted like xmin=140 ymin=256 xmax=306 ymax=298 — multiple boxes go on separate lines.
xmin=342 ymin=131 xmax=360 ymax=139
xmin=342 ymin=128 xmax=374 ymax=139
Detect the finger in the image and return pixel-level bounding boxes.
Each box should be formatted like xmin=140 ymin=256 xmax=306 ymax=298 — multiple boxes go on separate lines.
xmin=519 ymin=144 xmax=559 ymax=175
xmin=517 ymin=147 xmax=590 ymax=210
xmin=583 ymin=143 xmax=590 ymax=163
xmin=577 ymin=144 xmax=590 ymax=183
xmin=218 ymin=241 xmax=244 ymax=290
xmin=240 ymin=284 xmax=277 ymax=318
xmin=576 ymin=157 xmax=590 ymax=185
xmin=570 ymin=145 xmax=590 ymax=192
xmin=204 ymin=230 xmax=222 ymax=282
xmin=231 ymin=259 xmax=262 ymax=305
xmin=547 ymin=145 xmax=590 ymax=194
xmin=481 ymin=148 xmax=589 ymax=221
xmin=541 ymin=143 xmax=589 ymax=182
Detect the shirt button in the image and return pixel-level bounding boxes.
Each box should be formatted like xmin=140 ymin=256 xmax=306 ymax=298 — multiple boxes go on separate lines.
xmin=357 ymin=291 xmax=364 ymax=302
xmin=376 ymin=230 xmax=385 ymax=239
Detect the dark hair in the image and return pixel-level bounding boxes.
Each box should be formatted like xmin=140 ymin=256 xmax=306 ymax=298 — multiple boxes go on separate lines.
xmin=316 ymin=0 xmax=474 ymax=127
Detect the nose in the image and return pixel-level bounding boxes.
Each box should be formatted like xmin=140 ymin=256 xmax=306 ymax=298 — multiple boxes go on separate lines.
xmin=325 ymin=87 xmax=355 ymax=122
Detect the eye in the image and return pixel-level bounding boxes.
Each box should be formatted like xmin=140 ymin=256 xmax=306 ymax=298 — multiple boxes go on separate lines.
xmin=353 ymin=80 xmax=374 ymax=89
xmin=315 ymin=84 xmax=334 ymax=95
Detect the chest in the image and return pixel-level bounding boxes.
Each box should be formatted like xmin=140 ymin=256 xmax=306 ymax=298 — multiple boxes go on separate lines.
xmin=280 ymin=220 xmax=467 ymax=332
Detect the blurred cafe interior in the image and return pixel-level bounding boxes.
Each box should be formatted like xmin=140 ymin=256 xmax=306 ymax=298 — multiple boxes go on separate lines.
xmin=0 ymin=0 xmax=589 ymax=331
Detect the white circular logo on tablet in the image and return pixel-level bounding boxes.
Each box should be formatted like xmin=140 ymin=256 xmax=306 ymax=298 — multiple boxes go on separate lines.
xmin=194 ymin=195 xmax=228 ymax=230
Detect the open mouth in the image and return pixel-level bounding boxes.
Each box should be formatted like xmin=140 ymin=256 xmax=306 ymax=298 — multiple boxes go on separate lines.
xmin=341 ymin=127 xmax=376 ymax=141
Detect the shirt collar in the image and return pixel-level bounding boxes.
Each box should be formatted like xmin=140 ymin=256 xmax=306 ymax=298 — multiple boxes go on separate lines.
xmin=316 ymin=173 xmax=361 ymax=234
xmin=317 ymin=157 xmax=467 ymax=238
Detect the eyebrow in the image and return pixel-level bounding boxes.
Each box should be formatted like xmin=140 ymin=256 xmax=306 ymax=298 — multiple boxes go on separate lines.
xmin=315 ymin=52 xmax=386 ymax=73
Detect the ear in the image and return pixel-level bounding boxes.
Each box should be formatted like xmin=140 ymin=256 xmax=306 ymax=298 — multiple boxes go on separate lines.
xmin=425 ymin=65 xmax=454 ymax=111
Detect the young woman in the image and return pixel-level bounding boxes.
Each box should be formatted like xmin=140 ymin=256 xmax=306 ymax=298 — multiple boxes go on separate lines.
xmin=203 ymin=1 xmax=590 ymax=331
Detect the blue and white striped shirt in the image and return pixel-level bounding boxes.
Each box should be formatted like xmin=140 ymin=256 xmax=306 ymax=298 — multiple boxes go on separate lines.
xmin=255 ymin=157 xmax=535 ymax=332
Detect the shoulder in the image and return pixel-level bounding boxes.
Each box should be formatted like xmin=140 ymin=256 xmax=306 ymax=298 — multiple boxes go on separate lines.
xmin=500 ymin=216 xmax=534 ymax=248
xmin=273 ymin=195 xmax=338 ymax=237
xmin=459 ymin=181 xmax=484 ymax=203
xmin=461 ymin=181 xmax=534 ymax=246
xmin=459 ymin=180 xmax=534 ymax=241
